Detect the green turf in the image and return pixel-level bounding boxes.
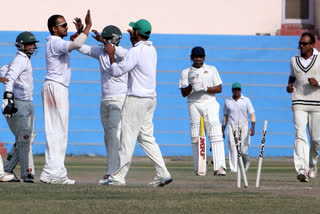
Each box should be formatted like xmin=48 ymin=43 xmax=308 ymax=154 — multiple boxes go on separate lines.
xmin=0 ymin=156 xmax=319 ymax=214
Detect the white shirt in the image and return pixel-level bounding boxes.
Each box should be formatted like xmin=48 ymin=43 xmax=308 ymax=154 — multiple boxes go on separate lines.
xmin=1 ymin=51 xmax=33 ymax=101
xmin=179 ymin=63 xmax=222 ymax=103
xmin=78 ymin=45 xmax=128 ymax=99
xmin=45 ymin=36 xmax=71 ymax=87
xmin=223 ymin=94 xmax=255 ymax=127
xmin=110 ymin=41 xmax=157 ymax=98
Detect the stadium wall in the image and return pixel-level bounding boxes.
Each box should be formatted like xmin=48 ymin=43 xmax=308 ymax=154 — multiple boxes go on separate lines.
xmin=1 ymin=0 xmax=282 ymax=35
xmin=0 ymin=30 xmax=300 ymax=157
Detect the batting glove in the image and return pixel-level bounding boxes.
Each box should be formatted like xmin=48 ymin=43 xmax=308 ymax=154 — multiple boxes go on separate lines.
xmin=192 ymin=82 xmax=207 ymax=92
xmin=188 ymin=69 xmax=201 ymax=85
xmin=2 ymin=91 xmax=18 ymax=118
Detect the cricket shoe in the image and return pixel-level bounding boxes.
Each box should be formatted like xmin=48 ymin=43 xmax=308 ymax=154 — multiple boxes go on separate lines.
xmin=0 ymin=172 xmax=14 ymax=182
xmin=8 ymin=172 xmax=20 ymax=182
xmin=297 ymin=169 xmax=308 ymax=182
xmin=97 ymin=175 xmax=110 ymax=185
xmin=214 ymin=167 xmax=226 ymax=176
xmin=308 ymin=168 xmax=317 ymax=179
xmin=57 ymin=177 xmax=76 ymax=185
xmin=102 ymin=179 xmax=126 ymax=186
xmin=148 ymin=176 xmax=173 ymax=187
xmin=23 ymin=174 xmax=34 ymax=183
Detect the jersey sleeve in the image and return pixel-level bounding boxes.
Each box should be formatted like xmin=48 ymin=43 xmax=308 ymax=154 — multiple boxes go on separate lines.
xmin=5 ymin=55 xmax=27 ymax=92
xmin=212 ymin=67 xmax=223 ymax=86
xmin=290 ymin=58 xmax=295 ymax=77
xmin=115 ymin=46 xmax=128 ymax=58
xmin=223 ymin=100 xmax=228 ymax=115
xmin=110 ymin=48 xmax=138 ymax=77
xmin=179 ymin=69 xmax=189 ymax=88
xmin=51 ymin=39 xmax=70 ymax=55
xmin=246 ymin=98 xmax=255 ymax=114
xmin=78 ymin=44 xmax=102 ymax=60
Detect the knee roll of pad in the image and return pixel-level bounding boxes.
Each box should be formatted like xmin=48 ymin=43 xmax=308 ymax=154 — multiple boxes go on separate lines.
xmin=190 ymin=124 xmax=200 ymax=138
xmin=208 ymin=123 xmax=224 ymax=142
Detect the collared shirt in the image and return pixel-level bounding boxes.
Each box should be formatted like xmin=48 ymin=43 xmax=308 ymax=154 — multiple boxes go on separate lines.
xmin=79 ymin=45 xmax=128 ymax=99
xmin=110 ymin=40 xmax=157 ymax=98
xmin=1 ymin=51 xmax=33 ymax=101
xmin=179 ymin=63 xmax=222 ymax=103
xmin=45 ymin=35 xmax=71 ymax=87
xmin=223 ymin=94 xmax=255 ymax=127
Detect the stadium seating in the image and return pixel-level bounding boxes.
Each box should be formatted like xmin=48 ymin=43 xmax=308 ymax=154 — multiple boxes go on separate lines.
xmin=0 ymin=31 xmax=300 ymax=156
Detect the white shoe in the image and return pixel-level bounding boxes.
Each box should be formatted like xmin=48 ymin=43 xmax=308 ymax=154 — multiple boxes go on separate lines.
xmin=58 ymin=177 xmax=76 ymax=185
xmin=0 ymin=172 xmax=14 ymax=182
xmin=215 ymin=167 xmax=226 ymax=176
xmin=297 ymin=169 xmax=308 ymax=182
xmin=148 ymin=176 xmax=173 ymax=187
xmin=102 ymin=179 xmax=126 ymax=186
xmin=40 ymin=176 xmax=76 ymax=185
xmin=98 ymin=175 xmax=110 ymax=185
xmin=308 ymin=168 xmax=317 ymax=179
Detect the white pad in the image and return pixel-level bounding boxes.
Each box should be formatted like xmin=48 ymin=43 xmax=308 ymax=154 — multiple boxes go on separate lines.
xmin=211 ymin=141 xmax=226 ymax=171
xmin=0 ymin=155 xmax=4 ymax=176
xmin=192 ymin=144 xmax=198 ymax=172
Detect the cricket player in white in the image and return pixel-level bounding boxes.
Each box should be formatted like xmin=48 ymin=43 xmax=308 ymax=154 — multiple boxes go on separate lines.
xmin=1 ymin=31 xmax=39 ymax=183
xmin=179 ymin=46 xmax=226 ymax=176
xmin=0 ymin=77 xmax=14 ymax=182
xmin=76 ymin=25 xmax=128 ymax=184
xmin=287 ymin=32 xmax=320 ymax=182
xmin=103 ymin=19 xmax=172 ymax=187
xmin=40 ymin=11 xmax=92 ymax=184
xmin=222 ymin=82 xmax=255 ymax=172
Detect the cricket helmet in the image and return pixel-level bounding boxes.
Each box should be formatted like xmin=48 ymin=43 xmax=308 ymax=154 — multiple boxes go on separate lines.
xmin=101 ymin=25 xmax=122 ymax=45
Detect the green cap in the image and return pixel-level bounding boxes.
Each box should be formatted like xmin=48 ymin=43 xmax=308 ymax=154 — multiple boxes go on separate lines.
xmin=129 ymin=19 xmax=152 ymax=37
xmin=232 ymin=82 xmax=242 ymax=89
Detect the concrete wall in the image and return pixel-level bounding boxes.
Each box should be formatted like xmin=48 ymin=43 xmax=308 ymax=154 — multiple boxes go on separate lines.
xmin=1 ymin=0 xmax=282 ymax=35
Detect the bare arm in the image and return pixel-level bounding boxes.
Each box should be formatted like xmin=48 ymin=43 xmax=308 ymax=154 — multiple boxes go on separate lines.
xmin=180 ymin=85 xmax=192 ymax=97
xmin=287 ymin=76 xmax=295 ymax=93
xmin=207 ymin=84 xmax=222 ymax=94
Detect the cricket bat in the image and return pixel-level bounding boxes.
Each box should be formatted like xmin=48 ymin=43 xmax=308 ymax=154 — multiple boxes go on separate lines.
xmin=256 ymin=120 xmax=268 ymax=188
xmin=197 ymin=116 xmax=207 ymax=176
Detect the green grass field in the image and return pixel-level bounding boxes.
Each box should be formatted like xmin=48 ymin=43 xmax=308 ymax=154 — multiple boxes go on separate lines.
xmin=0 ymin=156 xmax=319 ymax=214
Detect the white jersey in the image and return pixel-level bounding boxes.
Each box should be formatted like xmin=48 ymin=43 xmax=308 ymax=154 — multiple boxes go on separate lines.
xmin=290 ymin=48 xmax=320 ymax=112
xmin=45 ymin=36 xmax=71 ymax=87
xmin=223 ymin=94 xmax=255 ymax=127
xmin=110 ymin=41 xmax=157 ymax=98
xmin=179 ymin=63 xmax=222 ymax=103
xmin=79 ymin=45 xmax=128 ymax=99
xmin=0 ymin=51 xmax=33 ymax=101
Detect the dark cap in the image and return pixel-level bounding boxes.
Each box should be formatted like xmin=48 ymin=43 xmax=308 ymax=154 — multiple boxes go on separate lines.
xmin=191 ymin=46 xmax=205 ymax=57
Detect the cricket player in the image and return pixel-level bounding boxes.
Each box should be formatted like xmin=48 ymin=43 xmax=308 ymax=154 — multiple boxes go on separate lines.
xmin=103 ymin=19 xmax=172 ymax=187
xmin=40 ymin=10 xmax=92 ymax=185
xmin=222 ymin=82 xmax=255 ymax=172
xmin=74 ymin=24 xmax=128 ymax=184
xmin=0 ymin=77 xmax=13 ymax=182
xmin=1 ymin=31 xmax=39 ymax=183
xmin=287 ymin=32 xmax=320 ymax=182
xmin=179 ymin=46 xmax=226 ymax=176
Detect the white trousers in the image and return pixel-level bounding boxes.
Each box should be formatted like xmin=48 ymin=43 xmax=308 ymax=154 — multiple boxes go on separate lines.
xmin=293 ymin=110 xmax=320 ymax=173
xmin=227 ymin=124 xmax=250 ymax=172
xmin=40 ymin=81 xmax=69 ymax=180
xmin=188 ymin=100 xmax=226 ymax=171
xmin=0 ymin=155 xmax=4 ymax=176
xmin=110 ymin=96 xmax=171 ymax=183
xmin=4 ymin=99 xmax=34 ymax=178
xmin=100 ymin=96 xmax=126 ymax=176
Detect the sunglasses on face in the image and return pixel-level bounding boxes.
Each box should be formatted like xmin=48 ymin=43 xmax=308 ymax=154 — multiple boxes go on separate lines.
xmin=299 ymin=41 xmax=312 ymax=46
xmin=55 ymin=22 xmax=68 ymax=28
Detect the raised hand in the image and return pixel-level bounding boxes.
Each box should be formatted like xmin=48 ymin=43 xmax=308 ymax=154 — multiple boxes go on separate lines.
xmin=92 ymin=30 xmax=105 ymax=43
xmin=85 ymin=10 xmax=92 ymax=28
xmin=73 ymin=17 xmax=83 ymax=34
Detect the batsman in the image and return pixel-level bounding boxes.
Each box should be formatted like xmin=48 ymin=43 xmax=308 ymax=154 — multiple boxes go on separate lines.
xmin=179 ymin=46 xmax=226 ymax=176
